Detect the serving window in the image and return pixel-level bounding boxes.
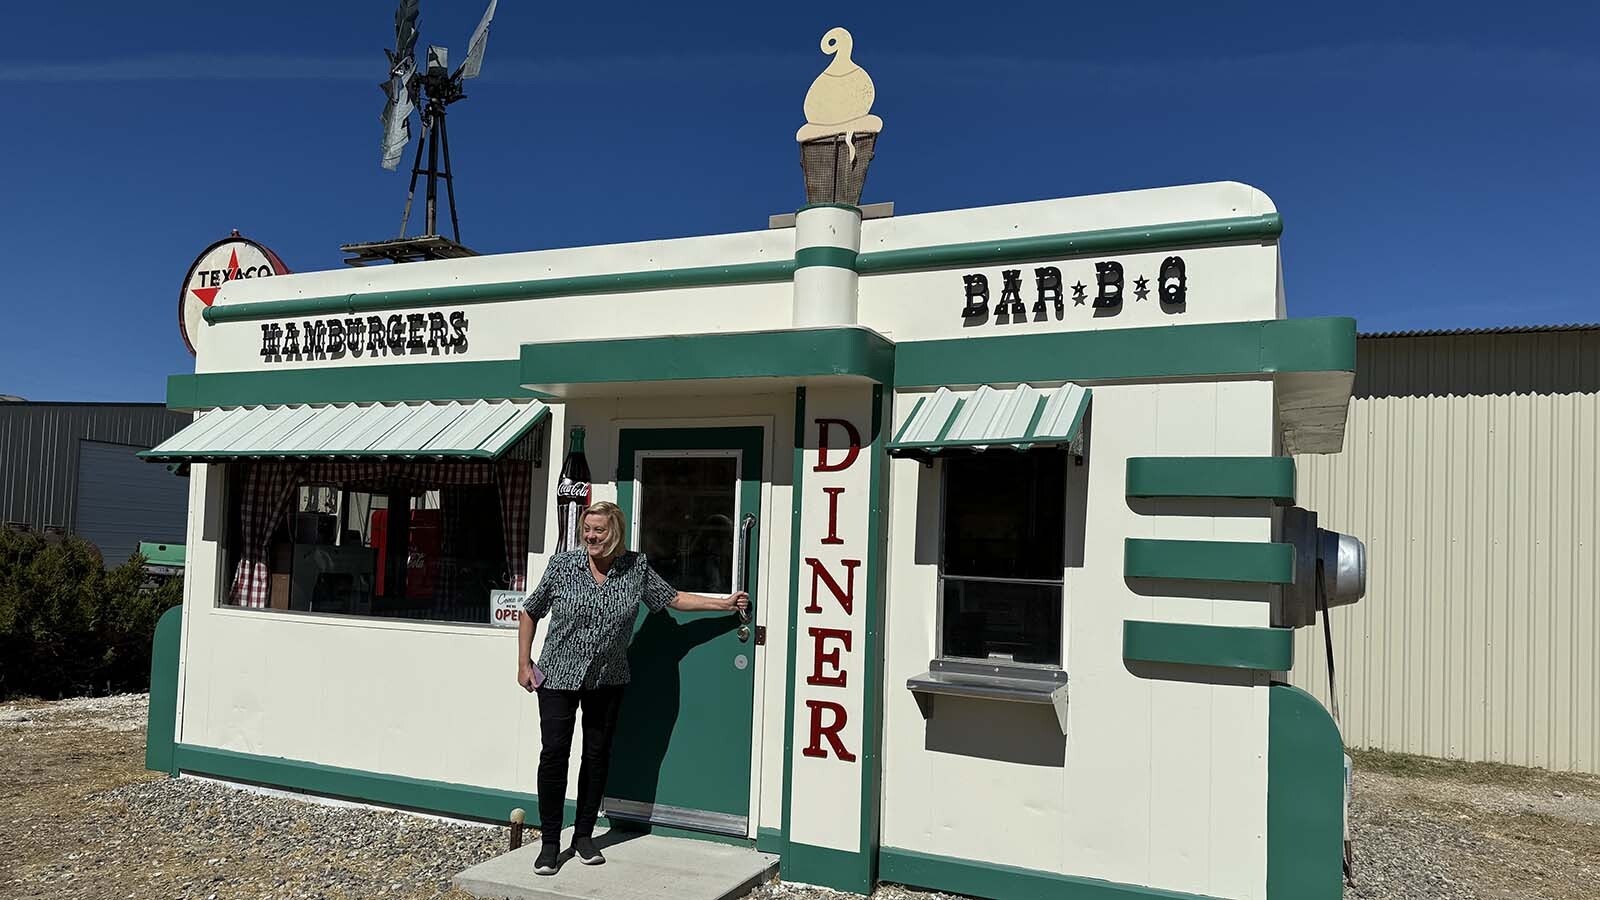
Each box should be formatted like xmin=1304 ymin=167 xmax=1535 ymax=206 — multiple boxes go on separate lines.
xmin=221 ymin=454 xmax=531 ymax=625
xmin=939 ymin=447 xmax=1067 ymax=667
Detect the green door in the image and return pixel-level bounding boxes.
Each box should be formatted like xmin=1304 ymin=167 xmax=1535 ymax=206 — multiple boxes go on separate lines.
xmin=607 ymin=427 xmax=762 ymax=837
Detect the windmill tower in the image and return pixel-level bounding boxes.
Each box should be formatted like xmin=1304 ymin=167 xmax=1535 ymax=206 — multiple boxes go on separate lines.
xmin=342 ymin=0 xmax=499 ymax=266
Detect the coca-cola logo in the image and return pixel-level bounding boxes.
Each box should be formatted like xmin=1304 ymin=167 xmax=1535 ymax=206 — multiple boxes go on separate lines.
xmin=557 ymin=482 xmax=590 ymax=499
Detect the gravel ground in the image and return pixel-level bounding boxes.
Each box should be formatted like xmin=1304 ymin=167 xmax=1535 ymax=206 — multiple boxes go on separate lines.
xmin=3 ymin=694 xmax=1598 ymax=899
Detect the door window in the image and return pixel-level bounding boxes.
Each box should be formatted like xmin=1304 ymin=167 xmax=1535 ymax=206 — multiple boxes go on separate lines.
xmin=635 ymin=454 xmax=739 ymax=594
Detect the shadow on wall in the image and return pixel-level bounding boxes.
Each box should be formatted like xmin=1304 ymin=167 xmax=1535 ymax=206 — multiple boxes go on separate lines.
xmin=924 ymin=694 xmax=1066 ymax=767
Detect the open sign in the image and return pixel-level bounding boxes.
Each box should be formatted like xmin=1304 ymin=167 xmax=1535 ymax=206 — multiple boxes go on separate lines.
xmin=490 ymin=590 xmax=525 ymax=628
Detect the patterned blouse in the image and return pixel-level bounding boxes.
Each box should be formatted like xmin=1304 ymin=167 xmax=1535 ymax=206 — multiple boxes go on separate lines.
xmin=522 ymin=550 xmax=679 ymax=690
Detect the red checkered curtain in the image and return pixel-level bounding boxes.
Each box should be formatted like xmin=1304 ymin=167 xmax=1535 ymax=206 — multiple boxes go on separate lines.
xmin=495 ymin=459 xmax=531 ymax=591
xmin=229 ymin=461 xmax=299 ymax=608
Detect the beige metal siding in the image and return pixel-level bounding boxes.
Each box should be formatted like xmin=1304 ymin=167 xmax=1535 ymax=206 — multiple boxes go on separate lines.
xmin=1292 ymin=329 xmax=1600 ymax=773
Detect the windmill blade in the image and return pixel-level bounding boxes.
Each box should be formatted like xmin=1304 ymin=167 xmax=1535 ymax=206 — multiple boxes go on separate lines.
xmin=393 ymin=0 xmax=421 ymax=61
xmin=379 ymin=55 xmax=416 ymax=171
xmin=454 ymin=0 xmax=497 ymax=81
xmin=379 ymin=0 xmax=421 ymax=171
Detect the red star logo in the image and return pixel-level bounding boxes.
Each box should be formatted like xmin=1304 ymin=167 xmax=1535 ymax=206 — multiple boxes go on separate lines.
xmin=190 ymin=248 xmax=244 ymax=307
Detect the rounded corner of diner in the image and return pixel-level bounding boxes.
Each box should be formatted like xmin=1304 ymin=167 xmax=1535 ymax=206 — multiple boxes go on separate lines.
xmin=147 ymin=26 xmax=1366 ymax=900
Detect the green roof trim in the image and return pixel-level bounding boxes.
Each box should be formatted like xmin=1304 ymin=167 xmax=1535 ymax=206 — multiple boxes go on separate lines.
xmin=1125 ymin=537 xmax=1294 ymax=585
xmin=203 ymin=259 xmax=798 ymax=325
xmin=858 ymin=213 xmax=1281 ymax=276
xmin=1123 ymin=620 xmax=1295 ymax=672
xmin=519 ymin=327 xmax=895 ymax=392
xmin=1126 ymin=457 xmax=1296 ymax=503
xmin=895 ymin=317 xmax=1356 ymax=388
xmin=196 ymin=214 xmax=1275 ymax=326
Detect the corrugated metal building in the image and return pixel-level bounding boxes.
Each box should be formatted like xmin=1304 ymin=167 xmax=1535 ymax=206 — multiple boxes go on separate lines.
xmin=1293 ymin=324 xmax=1600 ymax=774
xmin=0 ymin=400 xmax=192 ymax=567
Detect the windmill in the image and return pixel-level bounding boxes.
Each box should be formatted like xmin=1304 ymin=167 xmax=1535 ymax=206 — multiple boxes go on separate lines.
xmin=343 ymin=0 xmax=498 ymax=265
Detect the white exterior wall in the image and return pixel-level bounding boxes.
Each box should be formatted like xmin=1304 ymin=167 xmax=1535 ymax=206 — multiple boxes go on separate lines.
xmin=171 ymin=180 xmax=1311 ymax=892
xmin=879 ymin=380 xmax=1278 ymax=899
xmin=175 ymin=392 xmax=798 ymax=835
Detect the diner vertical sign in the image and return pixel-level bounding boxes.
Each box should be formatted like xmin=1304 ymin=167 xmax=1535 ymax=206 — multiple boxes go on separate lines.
xmin=788 ymin=387 xmax=874 ymax=859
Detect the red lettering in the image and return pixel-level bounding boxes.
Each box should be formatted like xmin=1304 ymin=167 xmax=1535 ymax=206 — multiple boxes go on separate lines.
xmin=803 ymin=700 xmax=856 ymax=761
xmin=821 ymin=487 xmax=846 ymax=545
xmin=806 ymin=627 xmax=852 ymax=687
xmin=803 ymin=557 xmax=860 ymax=615
xmin=814 ymin=418 xmax=861 ymax=472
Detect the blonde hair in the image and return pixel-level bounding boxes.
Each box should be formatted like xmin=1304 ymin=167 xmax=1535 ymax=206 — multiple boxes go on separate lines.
xmin=582 ymin=501 xmax=627 ymax=557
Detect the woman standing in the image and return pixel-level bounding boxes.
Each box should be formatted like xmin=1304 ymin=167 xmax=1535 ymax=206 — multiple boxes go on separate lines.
xmin=516 ymin=501 xmax=747 ymax=876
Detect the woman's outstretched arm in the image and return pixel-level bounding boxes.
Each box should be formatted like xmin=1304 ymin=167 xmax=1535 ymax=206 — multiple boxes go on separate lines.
xmin=667 ymin=590 xmax=749 ymax=613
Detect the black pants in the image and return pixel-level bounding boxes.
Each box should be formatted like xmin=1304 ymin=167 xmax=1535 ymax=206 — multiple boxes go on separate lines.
xmin=536 ymin=685 xmax=625 ymax=845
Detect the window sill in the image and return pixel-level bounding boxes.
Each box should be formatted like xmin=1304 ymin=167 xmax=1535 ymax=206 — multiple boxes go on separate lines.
xmin=906 ymin=658 xmax=1068 ymax=735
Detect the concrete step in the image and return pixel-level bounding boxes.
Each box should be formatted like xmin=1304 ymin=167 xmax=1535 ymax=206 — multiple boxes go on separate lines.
xmin=453 ymin=827 xmax=779 ymax=900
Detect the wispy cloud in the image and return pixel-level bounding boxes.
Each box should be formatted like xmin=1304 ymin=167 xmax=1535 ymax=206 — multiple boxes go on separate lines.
xmin=5 ymin=41 xmax=1596 ymax=90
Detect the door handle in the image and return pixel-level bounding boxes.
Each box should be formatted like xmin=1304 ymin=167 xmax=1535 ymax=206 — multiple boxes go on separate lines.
xmin=735 ymin=513 xmax=757 ymax=640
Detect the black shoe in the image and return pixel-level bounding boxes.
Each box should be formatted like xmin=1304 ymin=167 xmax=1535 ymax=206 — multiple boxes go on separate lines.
xmin=534 ymin=843 xmax=561 ymax=876
xmin=572 ymin=834 xmax=605 ymax=866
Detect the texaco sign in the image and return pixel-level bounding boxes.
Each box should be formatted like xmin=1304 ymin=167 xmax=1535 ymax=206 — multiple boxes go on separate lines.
xmin=178 ymin=232 xmax=289 ymax=354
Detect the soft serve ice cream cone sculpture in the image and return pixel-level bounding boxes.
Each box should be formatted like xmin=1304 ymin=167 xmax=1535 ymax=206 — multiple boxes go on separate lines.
xmin=797 ymin=27 xmax=883 ymax=204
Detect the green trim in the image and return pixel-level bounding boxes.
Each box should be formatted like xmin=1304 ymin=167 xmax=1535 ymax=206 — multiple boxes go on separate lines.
xmin=166 ymin=359 xmax=532 ymax=410
xmin=757 ymin=827 xmax=785 ymax=854
xmin=520 ymin=328 xmax=895 ymax=392
xmin=199 ymin=214 xmax=1273 ymax=326
xmin=138 ymin=542 xmax=186 ymax=567
xmin=858 ymin=213 xmax=1280 ymax=276
xmin=171 ymin=743 xmax=759 ymax=847
xmin=1267 ymin=684 xmax=1346 ymax=899
xmin=797 ymin=202 xmax=863 ymax=216
xmin=145 ymin=606 xmax=182 ymax=774
xmin=203 ymin=259 xmax=797 ymax=325
xmin=895 ymin=318 xmax=1356 ymax=388
xmin=878 ymin=847 xmax=1223 ymax=900
xmin=173 ymin=744 xmax=540 ymax=823
xmin=858 ymin=384 xmax=886 ymax=883
xmin=1126 ymin=457 xmax=1296 ymax=503
xmin=794 ymin=246 xmax=860 ymax=271
xmin=785 ymin=842 xmax=875 ymax=894
xmin=1122 ymin=621 xmax=1294 ymax=672
xmin=779 ymin=387 xmax=806 ymax=861
xmin=1124 ymin=538 xmax=1294 ymax=585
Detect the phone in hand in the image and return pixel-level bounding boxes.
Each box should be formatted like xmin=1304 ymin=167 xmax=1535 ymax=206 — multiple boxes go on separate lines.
xmin=530 ymin=664 xmax=545 ymax=690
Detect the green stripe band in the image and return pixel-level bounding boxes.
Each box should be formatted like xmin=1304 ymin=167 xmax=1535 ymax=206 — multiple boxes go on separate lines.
xmin=880 ymin=846 xmax=1224 ymax=900
xmin=199 ymin=214 xmax=1279 ymax=326
xmin=203 ymin=259 xmax=799 ymax=325
xmin=1124 ymin=538 xmax=1294 ymax=584
xmin=1126 ymin=457 xmax=1296 ymax=503
xmin=1123 ymin=620 xmax=1294 ymax=671
xmin=857 ymin=213 xmax=1281 ymax=276
xmin=794 ymin=246 xmax=860 ymax=271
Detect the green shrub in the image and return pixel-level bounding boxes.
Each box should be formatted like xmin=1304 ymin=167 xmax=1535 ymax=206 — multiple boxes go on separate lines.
xmin=0 ymin=529 xmax=183 ymax=701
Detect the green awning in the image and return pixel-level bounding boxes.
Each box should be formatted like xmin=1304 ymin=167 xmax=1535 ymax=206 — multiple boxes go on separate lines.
xmin=888 ymin=383 xmax=1090 ymax=457
xmin=139 ymin=399 xmax=548 ymax=462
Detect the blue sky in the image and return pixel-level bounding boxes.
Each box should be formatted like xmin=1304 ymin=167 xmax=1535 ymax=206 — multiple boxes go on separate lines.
xmin=3 ymin=2 xmax=1596 ymax=401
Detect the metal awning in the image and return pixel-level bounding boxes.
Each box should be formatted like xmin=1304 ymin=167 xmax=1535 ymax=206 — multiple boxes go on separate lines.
xmin=888 ymin=383 xmax=1090 ymax=457
xmin=139 ymin=399 xmax=549 ymax=462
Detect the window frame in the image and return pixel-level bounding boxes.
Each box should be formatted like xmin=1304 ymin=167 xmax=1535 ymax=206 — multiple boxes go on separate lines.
xmin=933 ymin=447 xmax=1074 ymax=671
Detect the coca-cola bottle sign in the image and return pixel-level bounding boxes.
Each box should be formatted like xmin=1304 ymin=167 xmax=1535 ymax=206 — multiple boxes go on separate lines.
xmin=556 ymin=427 xmax=592 ymax=553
